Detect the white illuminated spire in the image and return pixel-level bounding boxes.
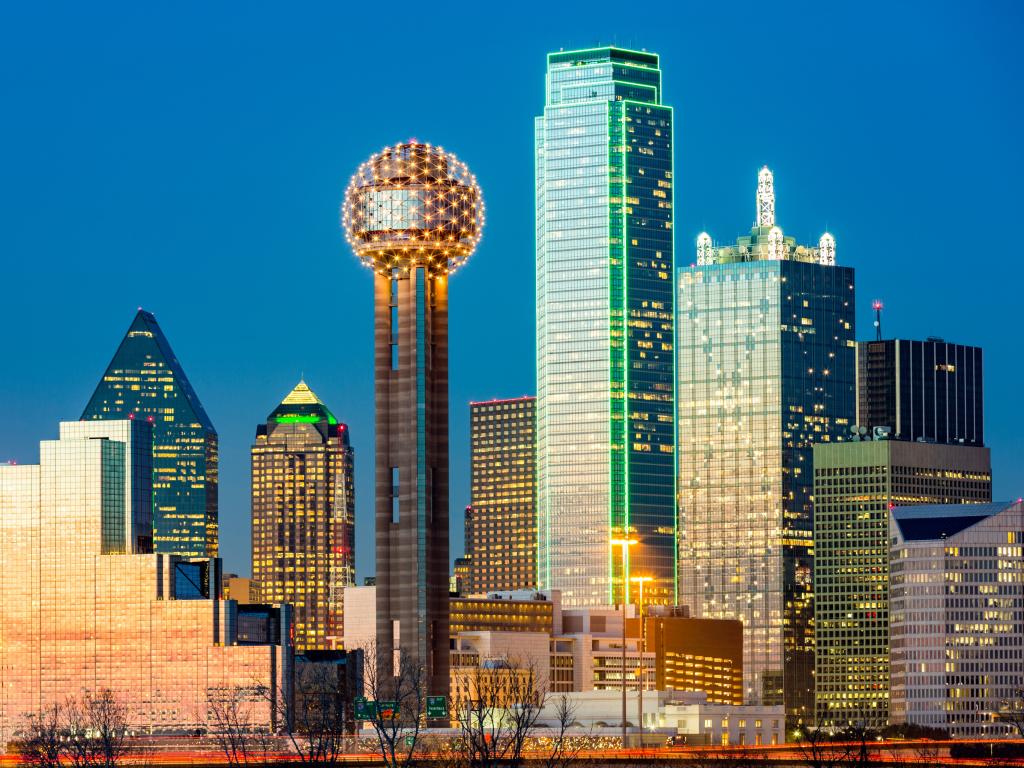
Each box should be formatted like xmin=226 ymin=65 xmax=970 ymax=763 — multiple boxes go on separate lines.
xmin=697 ymin=232 xmax=714 ymax=265
xmin=757 ymin=166 xmax=775 ymax=227
xmin=818 ymin=232 xmax=836 ymax=265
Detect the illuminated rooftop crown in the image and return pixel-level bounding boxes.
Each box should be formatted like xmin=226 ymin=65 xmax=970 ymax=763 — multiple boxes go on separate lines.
xmin=342 ymin=142 xmax=484 ymax=275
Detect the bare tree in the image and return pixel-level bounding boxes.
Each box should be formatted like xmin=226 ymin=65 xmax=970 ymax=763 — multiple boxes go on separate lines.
xmin=540 ymin=694 xmax=582 ymax=768
xmin=794 ymin=724 xmax=844 ymax=768
xmin=361 ymin=641 xmax=427 ymax=768
xmin=268 ymin=663 xmax=352 ymax=766
xmin=998 ymin=684 xmax=1024 ymax=739
xmin=206 ymin=685 xmax=275 ymax=765
xmin=62 ymin=689 xmax=131 ymax=768
xmin=18 ymin=704 xmax=64 ymax=768
xmin=454 ymin=656 xmax=546 ymax=768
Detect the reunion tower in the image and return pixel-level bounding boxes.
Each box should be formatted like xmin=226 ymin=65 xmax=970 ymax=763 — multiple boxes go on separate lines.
xmin=343 ymin=142 xmax=484 ymax=696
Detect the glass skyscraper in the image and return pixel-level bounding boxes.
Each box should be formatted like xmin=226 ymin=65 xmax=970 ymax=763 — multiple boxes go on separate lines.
xmin=678 ymin=168 xmax=855 ymax=719
xmin=536 ymin=47 xmax=675 ymax=608
xmin=82 ymin=309 xmax=218 ymax=557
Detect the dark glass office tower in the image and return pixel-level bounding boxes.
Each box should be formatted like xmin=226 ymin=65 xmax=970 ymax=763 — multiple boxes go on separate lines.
xmin=82 ymin=309 xmax=218 ymax=557
xmin=536 ymin=47 xmax=676 ymax=608
xmin=252 ymin=381 xmax=355 ymax=651
xmin=678 ymin=168 xmax=855 ymax=720
xmin=856 ymin=338 xmax=983 ymax=446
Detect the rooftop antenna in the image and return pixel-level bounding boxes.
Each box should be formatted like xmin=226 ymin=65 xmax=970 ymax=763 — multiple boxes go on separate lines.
xmin=872 ymin=300 xmax=884 ymax=341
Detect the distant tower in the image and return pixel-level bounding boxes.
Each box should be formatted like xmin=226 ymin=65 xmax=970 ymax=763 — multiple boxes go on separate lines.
xmin=82 ymin=309 xmax=218 ymax=557
xmin=872 ymin=300 xmax=883 ymax=341
xmin=757 ymin=165 xmax=775 ymax=227
xmin=343 ymin=142 xmax=483 ymax=696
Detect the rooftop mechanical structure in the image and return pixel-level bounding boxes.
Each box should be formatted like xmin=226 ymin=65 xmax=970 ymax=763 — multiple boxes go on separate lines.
xmin=343 ymin=142 xmax=483 ymax=700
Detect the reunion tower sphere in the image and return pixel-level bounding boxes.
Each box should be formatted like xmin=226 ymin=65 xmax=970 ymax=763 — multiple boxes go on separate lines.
xmin=342 ymin=141 xmax=484 ymax=275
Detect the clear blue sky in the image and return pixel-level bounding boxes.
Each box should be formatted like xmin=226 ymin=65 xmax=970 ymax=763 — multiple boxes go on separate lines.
xmin=1 ymin=2 xmax=1021 ymax=583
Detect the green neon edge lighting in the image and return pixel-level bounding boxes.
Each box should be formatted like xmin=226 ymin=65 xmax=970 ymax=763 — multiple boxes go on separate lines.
xmin=275 ymin=414 xmax=338 ymax=425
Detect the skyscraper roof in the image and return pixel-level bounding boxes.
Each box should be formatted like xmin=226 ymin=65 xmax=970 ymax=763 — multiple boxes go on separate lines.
xmin=82 ymin=309 xmax=215 ymax=431
xmin=269 ymin=380 xmax=337 ymax=425
xmin=891 ymin=501 xmax=1013 ymax=541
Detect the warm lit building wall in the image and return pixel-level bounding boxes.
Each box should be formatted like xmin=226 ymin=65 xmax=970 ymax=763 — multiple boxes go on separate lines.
xmin=889 ymin=501 xmax=1024 ymax=738
xmin=646 ymin=616 xmax=743 ymax=705
xmin=450 ymin=592 xmax=556 ymax=635
xmin=813 ymin=439 xmax=992 ymax=729
xmin=0 ymin=421 xmax=289 ymax=743
xmin=251 ymin=381 xmax=355 ymax=652
xmin=82 ymin=309 xmax=218 ymax=558
xmin=468 ymin=397 xmax=536 ymax=593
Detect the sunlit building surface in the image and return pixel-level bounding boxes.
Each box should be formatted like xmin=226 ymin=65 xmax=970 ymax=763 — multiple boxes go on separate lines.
xmin=678 ymin=167 xmax=855 ymax=718
xmin=647 ymin=615 xmax=743 ymax=705
xmin=343 ymin=142 xmax=484 ymax=697
xmin=251 ymin=381 xmax=355 ymax=651
xmin=82 ymin=309 xmax=218 ymax=557
xmin=889 ymin=501 xmax=1024 ymax=738
xmin=813 ymin=439 xmax=992 ymax=729
xmin=467 ymin=396 xmax=536 ymax=592
xmin=0 ymin=420 xmax=289 ymax=743
xmin=536 ymin=47 xmax=676 ymax=608
xmin=857 ymin=338 xmax=983 ymax=446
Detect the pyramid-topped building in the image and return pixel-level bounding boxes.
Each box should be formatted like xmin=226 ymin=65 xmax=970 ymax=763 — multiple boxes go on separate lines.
xmin=82 ymin=309 xmax=218 ymax=557
xmin=252 ymin=381 xmax=355 ymax=651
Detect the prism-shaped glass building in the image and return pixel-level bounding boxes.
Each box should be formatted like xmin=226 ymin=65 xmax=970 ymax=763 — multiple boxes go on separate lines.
xmin=536 ymin=47 xmax=676 ymax=608
xmin=82 ymin=309 xmax=218 ymax=557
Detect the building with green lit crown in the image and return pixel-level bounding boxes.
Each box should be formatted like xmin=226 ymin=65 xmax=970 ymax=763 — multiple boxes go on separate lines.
xmin=82 ymin=309 xmax=218 ymax=557
xmin=536 ymin=47 xmax=676 ymax=608
xmin=678 ymin=168 xmax=854 ymax=720
xmin=251 ymin=381 xmax=355 ymax=651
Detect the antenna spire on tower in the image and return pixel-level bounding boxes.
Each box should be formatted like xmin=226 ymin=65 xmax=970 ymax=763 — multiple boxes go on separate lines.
xmin=872 ymin=300 xmax=884 ymax=341
xmin=757 ymin=166 xmax=775 ymax=227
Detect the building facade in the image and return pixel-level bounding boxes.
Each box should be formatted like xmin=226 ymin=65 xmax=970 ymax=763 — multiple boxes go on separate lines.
xmin=647 ymin=615 xmax=744 ymax=705
xmin=678 ymin=167 xmax=855 ymax=718
xmin=856 ymin=338 xmax=983 ymax=446
xmin=889 ymin=501 xmax=1024 ymax=737
xmin=536 ymin=47 xmax=676 ymax=608
xmin=813 ymin=439 xmax=992 ymax=729
xmin=343 ymin=142 xmax=484 ymax=697
xmin=0 ymin=420 xmax=289 ymax=743
xmin=467 ymin=396 xmax=536 ymax=593
xmin=251 ymin=381 xmax=355 ymax=651
xmin=82 ymin=309 xmax=218 ymax=557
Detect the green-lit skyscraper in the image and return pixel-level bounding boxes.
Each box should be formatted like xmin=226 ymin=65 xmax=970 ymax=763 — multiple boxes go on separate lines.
xmin=536 ymin=48 xmax=675 ymax=608
xmin=82 ymin=309 xmax=218 ymax=557
xmin=678 ymin=168 xmax=855 ymax=720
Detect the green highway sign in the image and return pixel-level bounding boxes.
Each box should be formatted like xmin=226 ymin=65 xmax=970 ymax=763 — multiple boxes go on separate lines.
xmin=377 ymin=700 xmax=398 ymax=719
xmin=426 ymin=695 xmax=448 ymax=719
xmin=354 ymin=697 xmax=375 ymax=720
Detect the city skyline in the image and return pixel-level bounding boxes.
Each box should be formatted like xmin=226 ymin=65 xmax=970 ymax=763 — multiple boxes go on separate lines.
xmin=2 ymin=2 xmax=1023 ymax=584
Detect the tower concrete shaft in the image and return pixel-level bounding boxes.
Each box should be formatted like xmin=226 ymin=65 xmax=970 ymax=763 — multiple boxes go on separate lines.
xmin=374 ymin=267 xmax=449 ymax=697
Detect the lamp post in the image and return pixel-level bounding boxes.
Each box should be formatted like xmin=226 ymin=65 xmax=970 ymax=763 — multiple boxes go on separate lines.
xmin=631 ymin=575 xmax=652 ymax=749
xmin=610 ymin=537 xmax=637 ymax=749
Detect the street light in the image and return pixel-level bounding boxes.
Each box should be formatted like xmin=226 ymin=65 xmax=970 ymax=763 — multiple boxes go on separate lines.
xmin=630 ymin=575 xmax=653 ymax=749
xmin=609 ymin=537 xmax=637 ymax=749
